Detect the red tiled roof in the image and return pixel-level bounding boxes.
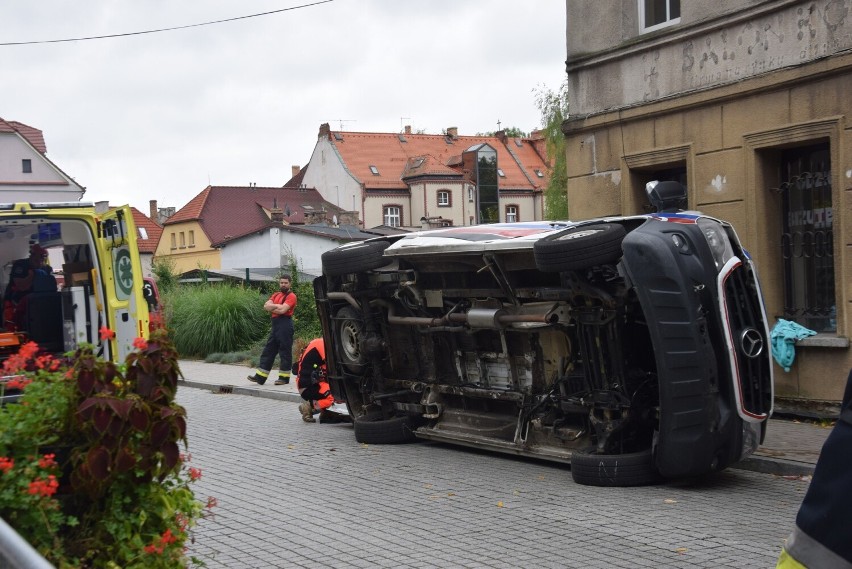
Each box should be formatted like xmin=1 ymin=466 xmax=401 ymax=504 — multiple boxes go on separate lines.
xmin=165 ymin=186 xmax=338 ymax=247
xmin=284 ymin=164 xmax=308 ymax=188
xmin=0 ymin=118 xmax=47 ymax=154
xmin=324 ymin=130 xmax=549 ymax=191
xmin=130 ymin=207 xmax=163 ymax=254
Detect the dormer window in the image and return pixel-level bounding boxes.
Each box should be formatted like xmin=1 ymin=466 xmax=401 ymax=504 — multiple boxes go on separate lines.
xmin=369 ymin=165 xmax=380 ymax=175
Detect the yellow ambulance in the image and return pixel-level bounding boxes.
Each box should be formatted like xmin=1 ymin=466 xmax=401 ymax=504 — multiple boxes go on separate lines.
xmin=1 ymin=200 xmax=149 ymax=363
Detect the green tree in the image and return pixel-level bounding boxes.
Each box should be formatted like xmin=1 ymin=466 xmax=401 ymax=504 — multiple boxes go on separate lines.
xmin=151 ymin=256 xmax=179 ymax=293
xmin=477 ymin=126 xmax=528 ymax=137
xmin=534 ymin=81 xmax=570 ymax=220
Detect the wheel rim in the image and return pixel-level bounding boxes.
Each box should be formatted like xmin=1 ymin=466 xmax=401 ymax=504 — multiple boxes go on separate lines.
xmin=557 ymin=228 xmax=601 ymax=241
xmin=339 ymin=319 xmax=363 ymax=365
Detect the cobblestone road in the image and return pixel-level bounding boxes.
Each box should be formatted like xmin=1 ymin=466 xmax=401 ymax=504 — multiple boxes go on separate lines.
xmin=178 ymin=387 xmax=809 ymax=569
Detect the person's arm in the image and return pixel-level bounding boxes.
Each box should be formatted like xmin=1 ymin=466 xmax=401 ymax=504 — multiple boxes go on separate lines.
xmin=298 ymin=347 xmax=324 ymax=383
xmin=270 ymin=292 xmax=295 ymax=315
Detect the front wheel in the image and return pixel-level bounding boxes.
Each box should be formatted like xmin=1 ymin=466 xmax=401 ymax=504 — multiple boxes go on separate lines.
xmin=533 ymin=224 xmax=626 ymax=272
xmin=570 ymin=447 xmax=661 ymax=487
xmin=334 ymin=306 xmax=366 ymax=373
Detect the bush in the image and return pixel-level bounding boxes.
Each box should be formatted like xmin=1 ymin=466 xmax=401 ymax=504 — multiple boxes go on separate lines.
xmin=0 ymin=329 xmax=212 ymax=568
xmin=151 ymin=257 xmax=179 ymax=294
xmin=165 ymin=284 xmax=269 ymax=357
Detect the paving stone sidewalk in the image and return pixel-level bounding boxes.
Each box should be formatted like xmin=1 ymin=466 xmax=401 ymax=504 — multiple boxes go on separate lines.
xmin=176 ymin=359 xmax=830 ymax=477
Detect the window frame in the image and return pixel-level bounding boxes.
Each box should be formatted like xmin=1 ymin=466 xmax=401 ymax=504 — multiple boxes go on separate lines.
xmin=505 ymin=204 xmax=519 ymax=223
xmin=437 ymin=190 xmax=451 ymax=207
xmin=22 ymin=159 xmax=32 ymax=174
xmin=383 ymin=204 xmax=403 ymax=228
xmin=639 ymin=0 xmax=681 ymax=34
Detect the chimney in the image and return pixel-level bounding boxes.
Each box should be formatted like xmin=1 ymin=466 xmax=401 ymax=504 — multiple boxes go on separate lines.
xmin=291 ymin=165 xmax=300 ymax=178
xmin=404 ymin=125 xmax=411 ymax=135
xmin=447 ymin=126 xmax=458 ymax=139
xmin=149 ymin=200 xmax=158 ymax=221
xmin=496 ymin=130 xmax=508 ymax=143
xmin=270 ymin=197 xmax=284 ymax=223
xmin=319 ymin=123 xmax=331 ymax=140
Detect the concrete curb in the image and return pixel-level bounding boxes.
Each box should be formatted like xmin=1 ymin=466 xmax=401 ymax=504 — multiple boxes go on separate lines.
xmin=179 ymin=380 xmax=302 ymax=404
xmin=731 ymin=456 xmax=814 ymax=478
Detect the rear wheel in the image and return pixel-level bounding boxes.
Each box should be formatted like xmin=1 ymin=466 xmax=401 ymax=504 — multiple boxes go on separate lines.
xmin=353 ymin=416 xmax=418 ymax=444
xmin=570 ymin=447 xmax=661 ymax=487
xmin=334 ymin=307 xmax=366 ymax=373
xmin=321 ymin=241 xmax=391 ymax=276
xmin=534 ymin=224 xmax=626 ymax=272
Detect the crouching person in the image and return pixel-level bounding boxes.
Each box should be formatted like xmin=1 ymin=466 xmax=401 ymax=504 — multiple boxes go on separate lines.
xmin=776 ymin=368 xmax=852 ymax=568
xmin=295 ymin=338 xmax=347 ymax=424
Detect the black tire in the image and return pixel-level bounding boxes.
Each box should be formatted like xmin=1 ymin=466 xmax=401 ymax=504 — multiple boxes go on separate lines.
xmin=334 ymin=306 xmax=366 ymax=373
xmin=570 ymin=447 xmax=661 ymax=487
xmin=322 ymin=240 xmax=392 ymax=276
xmin=353 ymin=416 xmax=418 ymax=444
xmin=533 ymin=224 xmax=626 ymax=272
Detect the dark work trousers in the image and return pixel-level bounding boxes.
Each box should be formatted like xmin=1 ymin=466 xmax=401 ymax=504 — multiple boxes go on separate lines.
xmin=258 ymin=316 xmax=294 ymax=377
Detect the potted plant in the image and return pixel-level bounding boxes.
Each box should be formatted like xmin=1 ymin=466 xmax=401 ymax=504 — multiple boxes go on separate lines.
xmin=0 ymin=327 xmax=213 ymax=568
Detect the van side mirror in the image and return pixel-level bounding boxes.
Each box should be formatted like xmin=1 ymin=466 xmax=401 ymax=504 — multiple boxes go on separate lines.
xmin=645 ymin=181 xmax=687 ymax=213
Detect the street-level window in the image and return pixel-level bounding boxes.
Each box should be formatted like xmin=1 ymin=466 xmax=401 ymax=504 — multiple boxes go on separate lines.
xmin=22 ymin=159 xmax=32 ymax=173
xmin=384 ymin=205 xmax=402 ymax=227
xmin=437 ymin=190 xmax=451 ymax=207
xmin=779 ymin=143 xmax=835 ymax=332
xmin=505 ymin=205 xmax=518 ymax=223
xmin=640 ymin=0 xmax=680 ymax=33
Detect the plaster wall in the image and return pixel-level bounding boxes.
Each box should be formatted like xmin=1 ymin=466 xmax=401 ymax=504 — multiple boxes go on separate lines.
xmin=302 ymin=139 xmax=363 ymax=219
xmin=567 ymin=0 xmax=852 ymax=118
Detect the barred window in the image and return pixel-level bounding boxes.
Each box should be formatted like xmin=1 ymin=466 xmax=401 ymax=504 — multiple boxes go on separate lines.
xmin=778 ymin=144 xmax=835 ymax=332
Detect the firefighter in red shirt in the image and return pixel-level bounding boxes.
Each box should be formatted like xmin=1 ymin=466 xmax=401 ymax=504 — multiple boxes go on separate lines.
xmin=248 ymin=275 xmax=297 ymax=386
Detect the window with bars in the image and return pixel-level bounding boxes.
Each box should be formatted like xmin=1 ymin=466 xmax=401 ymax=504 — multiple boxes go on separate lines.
xmin=778 ymin=144 xmax=835 ymax=332
xmin=383 ymin=205 xmax=402 ymax=227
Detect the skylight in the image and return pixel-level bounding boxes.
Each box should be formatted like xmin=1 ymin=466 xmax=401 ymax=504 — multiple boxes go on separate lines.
xmin=370 ymin=165 xmax=380 ymax=175
xmin=138 ymin=227 xmax=149 ymax=240
xmin=534 ymin=169 xmax=544 ymax=178
xmin=497 ymin=169 xmax=506 ymax=177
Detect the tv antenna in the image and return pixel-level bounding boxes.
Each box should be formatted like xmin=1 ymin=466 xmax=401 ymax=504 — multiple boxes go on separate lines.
xmin=400 ymin=117 xmax=411 ymax=131
xmin=330 ymin=119 xmax=356 ymax=130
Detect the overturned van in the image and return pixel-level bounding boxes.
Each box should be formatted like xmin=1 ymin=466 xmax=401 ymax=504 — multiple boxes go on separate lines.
xmin=315 ymin=182 xmax=774 ymax=486
xmin=1 ymin=201 xmax=149 ymax=363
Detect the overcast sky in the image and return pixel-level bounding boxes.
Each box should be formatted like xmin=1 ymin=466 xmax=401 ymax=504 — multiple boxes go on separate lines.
xmin=1 ymin=1 xmax=566 ymax=214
